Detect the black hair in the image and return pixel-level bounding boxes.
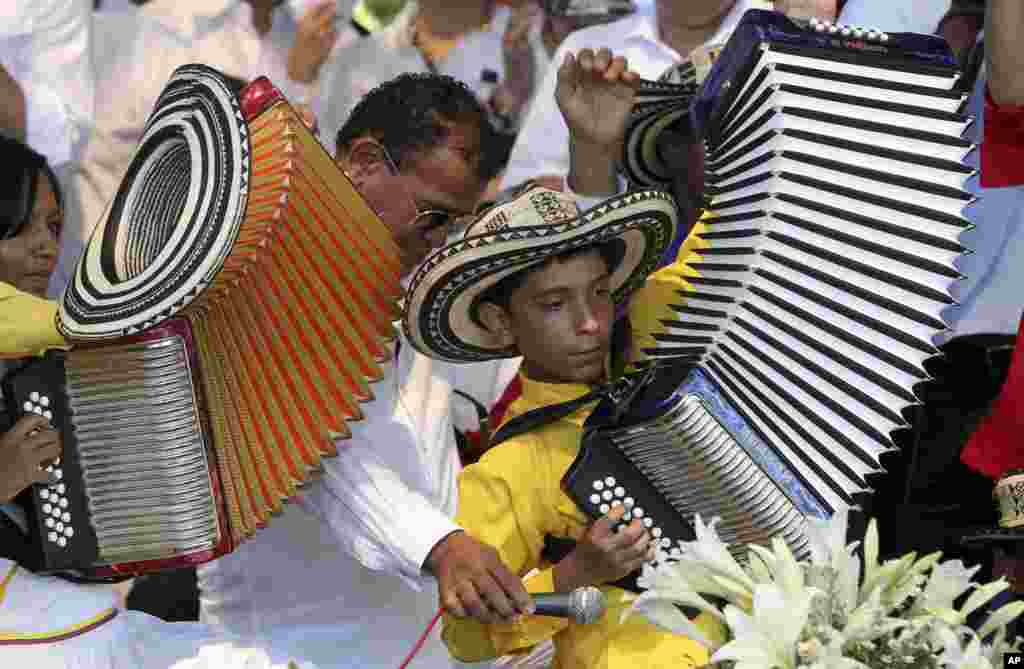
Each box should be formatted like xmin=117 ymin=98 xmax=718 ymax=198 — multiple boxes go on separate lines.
xmin=475 ymin=240 xmax=626 ymax=321
xmin=335 ymin=72 xmax=504 ymax=181
xmin=0 ymin=135 xmax=63 ymax=241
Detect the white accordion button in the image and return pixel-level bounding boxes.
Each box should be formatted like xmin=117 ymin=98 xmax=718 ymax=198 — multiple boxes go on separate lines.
xmin=43 ymin=410 xmax=53 ymax=421
xmin=604 ymin=477 xmax=616 ymax=487
xmin=39 ymin=489 xmax=49 ymax=501
xmin=32 ymin=406 xmax=43 ymax=415
xmin=600 ymin=504 xmax=610 ymax=514
xmin=42 ymin=503 xmax=52 ymax=514
xmin=852 ymin=27 xmax=863 ymax=38
xmin=633 ymin=508 xmax=645 ymax=518
xmin=47 ymin=531 xmax=57 ymax=542
xmin=613 ymin=486 xmax=625 ymax=498
xmin=840 ymin=26 xmax=851 ymax=36
xmin=50 ymin=506 xmax=60 ymax=517
xmin=622 ymin=512 xmax=632 ymax=522
xmin=64 ymin=526 xmax=74 ymax=537
xmin=643 ymin=518 xmax=653 ymax=528
xmin=45 ymin=518 xmax=54 ymax=528
xmin=57 ymin=537 xmax=67 ymax=548
xmin=56 ymin=484 xmax=65 ymax=494
xmin=58 ymin=497 xmax=68 ymax=509
xmin=828 ymin=24 xmax=839 ymax=34
xmin=40 ymin=396 xmax=50 ymax=408
xmin=652 ymin=527 xmax=662 ymax=538
xmin=670 ymin=548 xmax=682 ymax=558
xmin=590 ymin=494 xmax=601 ymax=505
xmin=54 ymin=469 xmax=63 ymax=480
xmin=56 ymin=522 xmax=64 ymax=533
xmin=22 ymin=401 xmax=33 ymax=412
xmin=879 ymin=32 xmax=890 ymax=42
xmin=592 ymin=480 xmax=604 ymax=491
xmin=30 ymin=392 xmax=39 ymax=403
xmin=602 ymin=490 xmax=613 ymax=501
xmin=62 ymin=512 xmax=70 ymax=523
xmin=623 ymin=497 xmax=634 ymax=508
xmin=660 ymin=538 xmax=671 ymax=548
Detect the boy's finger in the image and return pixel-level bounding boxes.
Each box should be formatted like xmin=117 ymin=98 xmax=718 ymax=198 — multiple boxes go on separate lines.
xmin=12 ymin=414 xmax=49 ymax=439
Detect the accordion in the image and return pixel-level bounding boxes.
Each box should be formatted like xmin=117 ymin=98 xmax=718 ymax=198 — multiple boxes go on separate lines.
xmin=1 ymin=65 xmax=401 ymax=577
xmin=562 ymin=11 xmax=973 ymax=564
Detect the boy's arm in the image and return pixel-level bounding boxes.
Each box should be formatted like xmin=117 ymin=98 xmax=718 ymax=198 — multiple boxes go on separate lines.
xmin=0 ymin=283 xmax=67 ymax=359
xmin=442 ymin=438 xmax=568 ymax=663
xmin=981 ymin=0 xmax=1024 ymax=189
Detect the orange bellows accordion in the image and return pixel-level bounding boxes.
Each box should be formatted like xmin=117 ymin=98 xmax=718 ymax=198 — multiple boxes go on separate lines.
xmin=3 ymin=65 xmax=400 ymax=577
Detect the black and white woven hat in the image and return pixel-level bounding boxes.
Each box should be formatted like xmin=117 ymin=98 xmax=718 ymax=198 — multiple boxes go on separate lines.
xmin=402 ymin=185 xmax=678 ymax=363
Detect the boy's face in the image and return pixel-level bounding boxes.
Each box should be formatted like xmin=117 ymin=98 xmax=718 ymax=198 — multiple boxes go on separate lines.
xmin=498 ymin=250 xmax=614 ymax=385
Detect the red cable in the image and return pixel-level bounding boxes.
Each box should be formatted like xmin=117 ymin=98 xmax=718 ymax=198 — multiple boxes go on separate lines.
xmin=398 ymin=607 xmax=444 ymax=669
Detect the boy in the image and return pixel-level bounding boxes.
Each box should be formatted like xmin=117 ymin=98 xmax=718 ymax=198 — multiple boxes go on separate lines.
xmin=403 ymin=183 xmax=720 ymax=667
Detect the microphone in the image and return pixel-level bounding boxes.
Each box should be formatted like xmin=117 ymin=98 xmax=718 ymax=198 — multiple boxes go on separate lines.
xmin=531 ymin=587 xmax=606 ymax=624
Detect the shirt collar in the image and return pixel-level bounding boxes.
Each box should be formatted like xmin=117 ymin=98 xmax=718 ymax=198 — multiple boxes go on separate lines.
xmin=517 ymin=373 xmax=596 ymax=428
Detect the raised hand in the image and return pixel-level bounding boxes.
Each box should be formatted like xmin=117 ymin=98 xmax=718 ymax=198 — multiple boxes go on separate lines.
xmin=773 ymin=0 xmax=838 ymax=22
xmin=288 ymin=2 xmax=339 ymax=84
xmin=555 ymin=47 xmax=640 ymax=151
xmin=1 ymin=414 xmax=61 ymax=503
xmin=428 ymin=531 xmax=535 ymax=624
xmin=554 ymin=504 xmax=653 ymax=592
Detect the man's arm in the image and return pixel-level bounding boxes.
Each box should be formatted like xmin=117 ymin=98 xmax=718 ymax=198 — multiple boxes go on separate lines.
xmin=986 ymin=0 xmax=1024 ymax=106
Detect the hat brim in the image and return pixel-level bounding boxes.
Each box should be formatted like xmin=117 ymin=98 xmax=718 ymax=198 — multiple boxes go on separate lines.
xmin=403 ymin=190 xmax=678 ymax=363
xmin=621 ymin=78 xmax=697 ymax=188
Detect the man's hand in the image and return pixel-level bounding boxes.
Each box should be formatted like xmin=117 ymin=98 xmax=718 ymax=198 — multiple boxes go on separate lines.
xmin=1 ymin=415 xmax=61 ymax=503
xmin=288 ymin=2 xmax=338 ymax=84
xmin=553 ymin=505 xmax=653 ymax=593
xmin=427 ymin=531 xmax=535 ymax=624
xmin=493 ymin=2 xmax=541 ymax=123
xmin=556 ymin=48 xmax=640 ymax=151
xmin=0 ymin=62 xmax=26 ymax=141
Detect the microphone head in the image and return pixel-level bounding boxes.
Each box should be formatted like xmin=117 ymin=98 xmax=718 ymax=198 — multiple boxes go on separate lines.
xmin=569 ymin=586 xmax=607 ymax=624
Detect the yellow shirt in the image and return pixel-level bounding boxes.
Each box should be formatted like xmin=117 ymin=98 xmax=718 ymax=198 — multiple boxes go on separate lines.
xmin=443 ymin=377 xmax=720 ymax=668
xmin=0 ymin=282 xmax=67 ymax=359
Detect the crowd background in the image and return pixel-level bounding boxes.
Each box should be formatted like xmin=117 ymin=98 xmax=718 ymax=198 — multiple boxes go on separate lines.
xmin=1 ymin=0 xmax=1021 ymax=663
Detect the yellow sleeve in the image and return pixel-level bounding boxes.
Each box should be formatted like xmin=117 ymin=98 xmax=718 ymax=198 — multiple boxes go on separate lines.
xmin=441 ymin=435 xmax=568 ymax=662
xmin=628 ymin=212 xmax=713 ymax=364
xmin=0 ymin=282 xmax=67 ymax=359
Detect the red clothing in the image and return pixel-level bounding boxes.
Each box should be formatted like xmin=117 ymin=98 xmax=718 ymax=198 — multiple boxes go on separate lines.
xmin=961 ymin=86 xmax=1024 ymax=478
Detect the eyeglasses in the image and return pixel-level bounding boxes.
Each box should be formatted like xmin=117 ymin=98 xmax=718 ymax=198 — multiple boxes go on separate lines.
xmin=378 ymin=143 xmax=453 ymax=236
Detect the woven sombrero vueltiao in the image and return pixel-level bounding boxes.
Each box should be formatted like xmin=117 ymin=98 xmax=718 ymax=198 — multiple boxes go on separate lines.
xmin=402 ymin=185 xmax=678 ymax=363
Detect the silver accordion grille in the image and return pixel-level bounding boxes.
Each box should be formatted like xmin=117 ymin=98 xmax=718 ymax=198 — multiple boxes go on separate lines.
xmin=609 ymin=393 xmax=809 ymax=560
xmin=66 ymin=336 xmax=219 ymax=564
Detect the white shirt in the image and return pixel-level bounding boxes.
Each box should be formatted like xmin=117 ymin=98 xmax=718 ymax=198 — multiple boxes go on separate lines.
xmin=0 ymin=558 xmax=319 ymax=669
xmin=500 ymin=0 xmax=760 ymax=190
xmin=197 ymin=331 xmax=516 ymax=668
xmin=54 ymin=0 xmax=308 ymax=297
xmin=837 ymin=0 xmax=950 ymax=35
xmin=314 ymin=2 xmax=428 ymax=151
xmin=0 ymin=0 xmax=93 ymax=168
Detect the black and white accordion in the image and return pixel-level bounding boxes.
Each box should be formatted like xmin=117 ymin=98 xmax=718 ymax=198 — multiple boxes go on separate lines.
xmin=1 ymin=65 xmax=400 ymax=578
xmin=562 ymin=10 xmax=974 ymax=563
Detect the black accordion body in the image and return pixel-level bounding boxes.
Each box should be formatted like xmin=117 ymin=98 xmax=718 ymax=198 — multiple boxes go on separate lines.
xmin=559 ymin=10 xmax=973 ymax=567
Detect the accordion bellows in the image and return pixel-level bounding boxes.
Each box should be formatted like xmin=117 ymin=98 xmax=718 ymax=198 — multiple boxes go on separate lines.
xmin=621 ymin=13 xmax=973 ymax=557
xmin=26 ymin=65 xmax=401 ymax=572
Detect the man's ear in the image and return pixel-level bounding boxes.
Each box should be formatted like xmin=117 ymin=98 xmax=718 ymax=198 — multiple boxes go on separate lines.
xmin=337 ymin=137 xmax=390 ymax=187
xmin=477 ymin=302 xmax=516 ymax=348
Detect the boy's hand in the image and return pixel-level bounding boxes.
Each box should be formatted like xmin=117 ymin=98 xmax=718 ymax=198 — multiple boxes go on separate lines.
xmin=554 ymin=504 xmax=653 ymax=592
xmin=1 ymin=415 xmax=61 ymax=503
xmin=556 ymin=48 xmax=640 ymax=152
xmin=428 ymin=531 xmax=535 ymax=624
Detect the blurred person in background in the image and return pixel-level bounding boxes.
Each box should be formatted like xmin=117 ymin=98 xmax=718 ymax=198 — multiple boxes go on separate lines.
xmin=59 ymin=0 xmax=340 ymax=297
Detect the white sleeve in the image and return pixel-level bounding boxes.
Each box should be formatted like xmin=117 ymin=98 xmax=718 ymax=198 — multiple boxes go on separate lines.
xmin=11 ymin=0 xmax=93 ymax=167
xmin=301 ymin=438 xmax=462 ymax=591
xmin=837 ymin=0 xmax=950 ymax=34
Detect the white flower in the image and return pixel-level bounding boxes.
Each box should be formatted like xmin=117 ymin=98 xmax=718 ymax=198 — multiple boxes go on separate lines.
xmin=913 ymin=560 xmax=980 ymax=621
xmin=710 ymin=584 xmax=815 ymax=669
